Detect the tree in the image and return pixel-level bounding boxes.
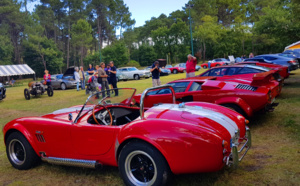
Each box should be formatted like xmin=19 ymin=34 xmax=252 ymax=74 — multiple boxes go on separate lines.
xmin=23 ymin=14 xmax=63 ymax=75
xmin=71 ymin=19 xmax=93 ymax=66
xmin=194 ymin=16 xmax=221 ymax=61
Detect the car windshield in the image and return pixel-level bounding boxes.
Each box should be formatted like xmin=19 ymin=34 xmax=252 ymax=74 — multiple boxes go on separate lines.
xmin=128 ymin=67 xmax=138 ymax=71
xmin=75 ymin=88 xmax=136 ymax=123
xmin=166 ymin=65 xmax=172 ymax=68
xmin=178 ymin=63 xmax=186 ymax=67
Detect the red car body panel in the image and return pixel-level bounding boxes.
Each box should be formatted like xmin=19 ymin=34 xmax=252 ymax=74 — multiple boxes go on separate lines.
xmin=236 ymin=61 xmax=290 ymax=79
xmin=198 ymin=66 xmax=283 ymax=97
xmin=133 ymin=78 xmax=272 ymax=117
xmin=166 ymin=66 xmax=186 ymax=73
xmin=201 ymin=62 xmax=225 ymax=68
xmin=3 ymin=100 xmax=249 ymax=174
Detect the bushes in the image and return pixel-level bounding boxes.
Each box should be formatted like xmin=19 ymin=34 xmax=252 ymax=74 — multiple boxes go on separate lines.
xmin=126 ymin=60 xmax=140 ymax=68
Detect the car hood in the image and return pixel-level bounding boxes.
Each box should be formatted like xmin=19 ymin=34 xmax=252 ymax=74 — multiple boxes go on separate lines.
xmin=144 ymin=104 xmax=240 ymax=139
xmin=41 ymin=106 xmax=92 ymax=121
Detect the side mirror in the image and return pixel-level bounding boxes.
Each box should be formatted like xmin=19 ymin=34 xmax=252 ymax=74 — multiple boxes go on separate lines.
xmin=68 ymin=113 xmax=73 ymax=121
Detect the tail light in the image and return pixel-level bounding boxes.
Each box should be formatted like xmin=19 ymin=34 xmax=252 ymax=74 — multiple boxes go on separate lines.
xmin=288 ymin=60 xmax=296 ymax=64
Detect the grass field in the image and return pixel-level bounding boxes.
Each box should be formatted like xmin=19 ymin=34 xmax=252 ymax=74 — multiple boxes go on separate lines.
xmin=1 ymin=69 xmax=300 ymax=186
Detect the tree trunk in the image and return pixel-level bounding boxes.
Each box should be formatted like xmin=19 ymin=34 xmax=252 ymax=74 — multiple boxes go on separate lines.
xmin=67 ymin=3 xmax=70 ymax=68
xmin=81 ymin=46 xmax=84 ymax=67
xmin=203 ymin=42 xmax=206 ymax=63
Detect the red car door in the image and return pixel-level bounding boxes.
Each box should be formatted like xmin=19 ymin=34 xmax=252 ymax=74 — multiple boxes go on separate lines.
xmin=71 ymin=122 xmax=119 ymax=156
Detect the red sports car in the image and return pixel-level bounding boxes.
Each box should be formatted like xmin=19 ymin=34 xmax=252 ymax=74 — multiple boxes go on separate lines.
xmin=201 ymin=58 xmax=229 ymax=69
xmin=236 ymin=61 xmax=290 ymax=79
xmin=198 ymin=65 xmax=283 ymax=98
xmin=4 ymin=87 xmax=251 ymax=186
xmin=165 ymin=64 xmax=186 ymax=74
xmin=133 ymin=78 xmax=277 ymax=118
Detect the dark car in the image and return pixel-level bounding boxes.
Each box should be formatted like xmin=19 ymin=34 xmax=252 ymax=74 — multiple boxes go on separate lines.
xmin=251 ymin=54 xmax=299 ymax=71
xmin=0 ymin=83 xmax=6 ymax=100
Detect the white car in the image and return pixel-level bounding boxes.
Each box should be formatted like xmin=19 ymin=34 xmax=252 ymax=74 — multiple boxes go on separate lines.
xmin=117 ymin=67 xmax=151 ymax=80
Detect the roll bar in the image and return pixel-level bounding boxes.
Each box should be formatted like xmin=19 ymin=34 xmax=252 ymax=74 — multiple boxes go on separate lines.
xmin=139 ymin=85 xmax=176 ymax=119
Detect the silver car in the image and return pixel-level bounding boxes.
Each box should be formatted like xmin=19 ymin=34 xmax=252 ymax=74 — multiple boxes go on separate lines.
xmin=41 ymin=74 xmax=77 ymax=90
xmin=117 ymin=67 xmax=151 ymax=80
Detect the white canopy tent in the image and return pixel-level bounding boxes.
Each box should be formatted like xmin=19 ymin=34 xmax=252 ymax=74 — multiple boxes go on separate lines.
xmin=0 ymin=64 xmax=35 ymax=77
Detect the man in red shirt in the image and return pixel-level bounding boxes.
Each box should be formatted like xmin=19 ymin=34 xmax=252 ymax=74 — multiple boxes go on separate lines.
xmin=186 ymin=54 xmax=197 ymax=78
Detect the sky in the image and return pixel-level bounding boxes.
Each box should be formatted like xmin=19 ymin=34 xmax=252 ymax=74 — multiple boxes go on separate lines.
xmin=27 ymin=0 xmax=188 ymax=28
xmin=123 ymin=0 xmax=188 ymax=27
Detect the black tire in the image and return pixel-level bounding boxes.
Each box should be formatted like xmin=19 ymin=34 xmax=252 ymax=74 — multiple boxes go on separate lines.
xmin=6 ymin=131 xmax=40 ymax=170
xmin=47 ymin=86 xmax=54 ymax=97
xmin=221 ymin=104 xmax=247 ymax=118
xmin=24 ymin=89 xmax=30 ymax=100
xmin=60 ymin=83 xmax=66 ymax=90
xmin=134 ymin=75 xmax=140 ymax=80
xmin=119 ymin=141 xmax=171 ymax=186
xmin=203 ymin=66 xmax=207 ymax=69
xmin=173 ymin=69 xmax=178 ymax=74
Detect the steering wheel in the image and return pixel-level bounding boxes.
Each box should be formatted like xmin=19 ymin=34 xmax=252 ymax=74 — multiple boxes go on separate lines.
xmin=92 ymin=104 xmax=113 ymax=126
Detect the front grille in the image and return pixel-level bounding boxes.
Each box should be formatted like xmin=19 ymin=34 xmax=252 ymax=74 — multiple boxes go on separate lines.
xmin=235 ymin=84 xmax=258 ymax=91
xmin=36 ymin=134 xmax=46 ymax=142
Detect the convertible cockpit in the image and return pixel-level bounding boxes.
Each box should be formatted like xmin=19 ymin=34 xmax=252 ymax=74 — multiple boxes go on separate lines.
xmin=88 ymin=107 xmax=140 ymax=126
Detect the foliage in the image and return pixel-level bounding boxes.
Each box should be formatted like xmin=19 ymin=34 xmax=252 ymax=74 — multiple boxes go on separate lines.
xmin=126 ymin=60 xmax=140 ymax=68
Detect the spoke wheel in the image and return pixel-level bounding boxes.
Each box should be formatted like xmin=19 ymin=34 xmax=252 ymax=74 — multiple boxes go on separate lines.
xmin=173 ymin=69 xmax=178 ymax=74
xmin=92 ymin=104 xmax=113 ymax=126
xmin=24 ymin=89 xmax=30 ymax=100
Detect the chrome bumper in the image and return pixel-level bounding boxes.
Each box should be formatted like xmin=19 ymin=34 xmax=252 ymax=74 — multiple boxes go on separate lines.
xmin=226 ymin=126 xmax=251 ymax=169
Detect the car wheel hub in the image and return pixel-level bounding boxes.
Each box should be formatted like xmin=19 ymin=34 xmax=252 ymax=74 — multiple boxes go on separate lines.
xmin=9 ymin=139 xmax=26 ymax=165
xmin=125 ymin=150 xmax=157 ymax=186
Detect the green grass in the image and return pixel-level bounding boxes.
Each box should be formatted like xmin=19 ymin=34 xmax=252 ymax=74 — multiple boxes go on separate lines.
xmin=1 ymin=69 xmax=300 ymax=185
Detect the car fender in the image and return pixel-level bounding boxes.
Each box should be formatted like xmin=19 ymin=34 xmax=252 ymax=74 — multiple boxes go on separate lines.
xmin=214 ymin=97 xmax=253 ymax=117
xmin=117 ymin=119 xmax=225 ymax=174
xmin=3 ymin=122 xmax=40 ymax=156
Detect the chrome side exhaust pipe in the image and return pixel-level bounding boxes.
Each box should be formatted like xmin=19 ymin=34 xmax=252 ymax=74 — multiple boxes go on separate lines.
xmin=41 ymin=156 xmax=101 ymax=169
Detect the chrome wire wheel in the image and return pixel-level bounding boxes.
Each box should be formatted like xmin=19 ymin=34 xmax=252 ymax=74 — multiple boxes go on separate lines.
xmin=8 ymin=139 xmax=26 ymax=166
xmin=125 ymin=150 xmax=157 ymax=186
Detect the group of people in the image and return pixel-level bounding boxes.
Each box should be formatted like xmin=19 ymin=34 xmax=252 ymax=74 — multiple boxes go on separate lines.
xmin=75 ymin=61 xmax=118 ymax=97
xmin=150 ymin=54 xmax=198 ymax=87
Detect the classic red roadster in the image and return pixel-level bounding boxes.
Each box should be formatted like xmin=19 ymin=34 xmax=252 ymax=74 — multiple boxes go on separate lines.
xmin=4 ymin=87 xmax=251 ymax=186
xmin=198 ymin=65 xmax=283 ymax=97
xmin=133 ymin=78 xmax=278 ymax=118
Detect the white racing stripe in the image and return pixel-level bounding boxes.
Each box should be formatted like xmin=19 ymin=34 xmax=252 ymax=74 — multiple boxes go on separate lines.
xmin=153 ymin=104 xmax=238 ymax=137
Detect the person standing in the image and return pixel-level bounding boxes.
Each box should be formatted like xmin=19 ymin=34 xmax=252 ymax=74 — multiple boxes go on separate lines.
xmin=186 ymin=54 xmax=197 ymax=78
xmin=108 ymin=61 xmax=118 ymax=96
xmin=79 ymin=66 xmax=85 ymax=90
xmin=44 ymin=70 xmax=51 ymax=86
xmin=87 ymin=64 xmax=94 ymax=79
xmin=150 ymin=61 xmax=161 ymax=87
xmin=98 ymin=62 xmax=110 ymax=97
xmin=249 ymin=53 xmax=254 ymax=58
xmin=105 ymin=64 xmax=113 ymax=91
xmin=74 ymin=67 xmax=80 ymax=91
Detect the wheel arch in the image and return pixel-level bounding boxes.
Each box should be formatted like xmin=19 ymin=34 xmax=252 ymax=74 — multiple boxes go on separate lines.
xmin=116 ymin=137 xmax=171 ymax=170
xmin=214 ymin=97 xmax=253 ymax=117
xmin=4 ymin=126 xmax=40 ymax=157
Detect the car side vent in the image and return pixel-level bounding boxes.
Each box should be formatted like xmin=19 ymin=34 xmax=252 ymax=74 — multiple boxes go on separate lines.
xmin=36 ymin=134 xmax=46 ymax=143
xmin=235 ymin=84 xmax=258 ymax=91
